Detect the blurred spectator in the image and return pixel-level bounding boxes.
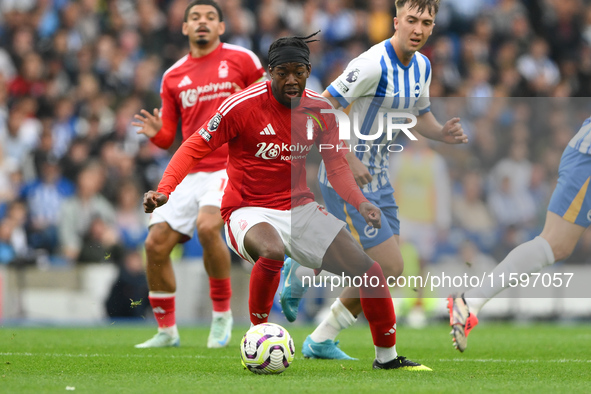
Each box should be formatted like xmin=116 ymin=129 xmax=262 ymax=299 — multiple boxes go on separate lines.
xmin=77 ymin=215 xmax=124 ymax=264
xmin=114 ymin=180 xmax=148 ymax=250
xmin=390 ymin=137 xmax=452 ymax=268
xmin=452 ymin=171 xmax=497 ymax=251
xmin=20 ymin=156 xmax=75 ymax=254
xmin=58 ymin=161 xmax=116 ymax=262
xmin=516 ymin=37 xmax=560 ymax=95
xmin=51 ymin=96 xmax=80 ymax=158
xmin=105 ymin=250 xmax=150 ymax=318
xmin=59 ymin=137 xmax=91 ymax=183
xmin=0 ymin=218 xmax=16 ymax=265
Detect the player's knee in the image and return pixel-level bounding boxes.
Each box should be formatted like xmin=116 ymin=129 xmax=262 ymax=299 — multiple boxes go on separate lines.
xmin=196 ymin=219 xmax=223 ymax=246
xmin=145 ymin=226 xmax=174 ymax=258
xmin=251 ymin=242 xmax=285 ymax=262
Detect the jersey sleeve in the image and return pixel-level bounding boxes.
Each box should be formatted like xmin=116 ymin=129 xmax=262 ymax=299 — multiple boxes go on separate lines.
xmin=157 ymin=108 xmax=240 ymax=197
xmin=326 ymin=55 xmax=381 ymax=109
xmin=416 ymin=56 xmax=432 ymax=116
xmin=316 ymin=111 xmax=368 ymax=210
xmin=240 ymin=50 xmax=267 ymax=86
xmin=151 ymin=75 xmax=181 ymax=149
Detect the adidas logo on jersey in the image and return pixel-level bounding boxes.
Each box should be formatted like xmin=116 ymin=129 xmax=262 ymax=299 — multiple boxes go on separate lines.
xmin=178 ymin=75 xmax=193 ymax=88
xmin=260 ymin=123 xmax=276 ymax=135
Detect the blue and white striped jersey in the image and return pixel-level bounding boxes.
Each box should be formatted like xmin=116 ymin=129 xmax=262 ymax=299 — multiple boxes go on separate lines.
xmin=569 ymin=117 xmax=591 ymax=155
xmin=319 ymin=39 xmax=432 ymax=194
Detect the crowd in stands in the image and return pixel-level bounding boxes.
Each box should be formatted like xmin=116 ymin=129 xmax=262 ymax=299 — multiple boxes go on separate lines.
xmin=1 ymin=0 xmax=590 ymax=285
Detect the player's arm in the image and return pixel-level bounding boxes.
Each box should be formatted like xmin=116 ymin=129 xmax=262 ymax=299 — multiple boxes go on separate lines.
xmin=321 ymin=92 xmax=373 ymax=187
xmin=144 ymin=131 xmax=214 ymax=212
xmin=144 ymin=109 xmax=236 ymax=213
xmin=133 ymin=74 xmax=179 ymax=149
xmin=414 ymin=111 xmax=468 ymax=144
xmin=321 ymin=90 xmax=342 ymax=110
xmin=317 ymin=113 xmax=381 ymax=228
xmin=322 ymin=154 xmax=381 ymax=229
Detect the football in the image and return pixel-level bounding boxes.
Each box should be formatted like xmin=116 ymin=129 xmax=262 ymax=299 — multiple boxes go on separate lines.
xmin=240 ymin=323 xmax=295 ymax=374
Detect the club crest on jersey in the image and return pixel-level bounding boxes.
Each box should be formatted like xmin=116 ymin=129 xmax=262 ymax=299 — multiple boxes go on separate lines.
xmin=218 ymin=61 xmax=229 ymax=78
xmin=346 ymin=68 xmax=360 ymax=83
xmin=208 ymin=114 xmax=222 ymax=132
xmin=414 ymin=82 xmax=421 ymax=97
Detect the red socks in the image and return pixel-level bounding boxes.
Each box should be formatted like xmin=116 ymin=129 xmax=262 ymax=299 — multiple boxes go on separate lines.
xmin=209 ymin=277 xmax=232 ymax=312
xmin=249 ymin=256 xmax=284 ymax=325
xmin=148 ymin=293 xmax=176 ymax=328
xmin=359 ymin=262 xmax=397 ymax=347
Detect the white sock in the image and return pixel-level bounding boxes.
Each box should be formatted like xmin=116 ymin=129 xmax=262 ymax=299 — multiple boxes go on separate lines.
xmin=159 ymin=324 xmax=179 ymax=338
xmin=309 ymin=299 xmax=357 ymax=343
xmin=212 ymin=310 xmax=232 ymax=319
xmin=375 ymin=342 xmax=397 ymax=364
xmin=465 ymin=236 xmax=555 ymax=315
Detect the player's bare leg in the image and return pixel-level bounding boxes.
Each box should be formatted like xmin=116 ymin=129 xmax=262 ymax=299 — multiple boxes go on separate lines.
xmin=136 ymin=222 xmax=183 ymax=348
xmin=244 ymin=222 xmax=286 ymax=325
xmin=319 ymin=229 xmax=430 ymax=370
xmin=197 ymin=206 xmax=233 ymax=348
xmin=451 ymin=212 xmax=585 ymax=352
xmin=305 ymin=236 xmax=403 ymax=359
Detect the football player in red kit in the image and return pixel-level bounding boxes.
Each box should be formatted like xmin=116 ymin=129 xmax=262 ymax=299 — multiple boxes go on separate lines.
xmin=144 ymin=33 xmax=431 ymax=371
xmin=132 ymin=0 xmax=265 ymax=349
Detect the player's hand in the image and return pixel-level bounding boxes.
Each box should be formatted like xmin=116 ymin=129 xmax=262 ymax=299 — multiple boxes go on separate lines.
xmin=133 ymin=108 xmax=163 ymax=139
xmin=359 ymin=201 xmax=381 ymax=229
xmin=143 ymin=191 xmax=168 ymax=213
xmin=441 ymin=117 xmax=468 ymax=144
xmin=346 ymin=153 xmax=373 ymax=187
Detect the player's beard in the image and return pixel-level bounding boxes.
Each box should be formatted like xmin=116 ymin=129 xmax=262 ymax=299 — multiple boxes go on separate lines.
xmin=196 ymin=38 xmax=209 ymax=46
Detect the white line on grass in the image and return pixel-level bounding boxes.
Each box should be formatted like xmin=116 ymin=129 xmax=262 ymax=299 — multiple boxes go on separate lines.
xmin=0 ymin=352 xmax=235 ymax=359
xmin=438 ymin=358 xmax=591 ymax=363
xmin=1 ymin=353 xmax=589 ymax=363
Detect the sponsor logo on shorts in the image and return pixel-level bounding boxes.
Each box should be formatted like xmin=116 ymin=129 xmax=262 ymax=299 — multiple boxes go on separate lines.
xmin=317 ymin=205 xmax=328 ymax=216
xmin=239 ymin=219 xmax=248 ymax=231
xmin=364 ymin=224 xmax=378 ymax=238
xmin=587 ymin=209 xmax=591 ymax=222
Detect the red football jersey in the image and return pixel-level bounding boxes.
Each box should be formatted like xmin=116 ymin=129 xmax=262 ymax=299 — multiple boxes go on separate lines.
xmin=158 ymin=81 xmax=368 ymax=221
xmin=155 ymin=43 xmax=265 ymax=172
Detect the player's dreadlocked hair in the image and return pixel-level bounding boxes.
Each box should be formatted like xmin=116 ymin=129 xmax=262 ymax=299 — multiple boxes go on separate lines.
xmin=184 ymin=0 xmax=223 ymax=22
xmin=395 ymin=0 xmax=440 ymax=16
xmin=267 ymin=31 xmax=320 ymax=68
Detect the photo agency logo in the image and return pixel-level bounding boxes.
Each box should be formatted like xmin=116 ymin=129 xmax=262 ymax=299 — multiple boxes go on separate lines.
xmin=304 ymin=107 xmax=418 ymax=153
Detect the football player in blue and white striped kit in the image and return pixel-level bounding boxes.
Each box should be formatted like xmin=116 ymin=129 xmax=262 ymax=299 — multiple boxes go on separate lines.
xmin=449 ymin=117 xmax=591 ymax=352
xmin=280 ymin=0 xmax=468 ymax=362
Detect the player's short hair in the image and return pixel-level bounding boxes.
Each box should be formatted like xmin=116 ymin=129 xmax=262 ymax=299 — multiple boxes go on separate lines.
xmin=268 ymin=31 xmax=320 ymax=68
xmin=395 ymin=0 xmax=440 ymax=16
xmin=184 ymin=0 xmax=223 ymax=22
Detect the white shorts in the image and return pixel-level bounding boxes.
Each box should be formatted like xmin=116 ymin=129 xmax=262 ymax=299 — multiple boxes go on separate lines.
xmin=149 ymin=170 xmax=228 ymax=239
xmin=225 ymin=202 xmax=346 ymax=269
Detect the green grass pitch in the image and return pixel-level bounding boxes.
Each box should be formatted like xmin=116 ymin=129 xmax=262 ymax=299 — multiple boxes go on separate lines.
xmin=1 ymin=323 xmax=590 ymax=393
